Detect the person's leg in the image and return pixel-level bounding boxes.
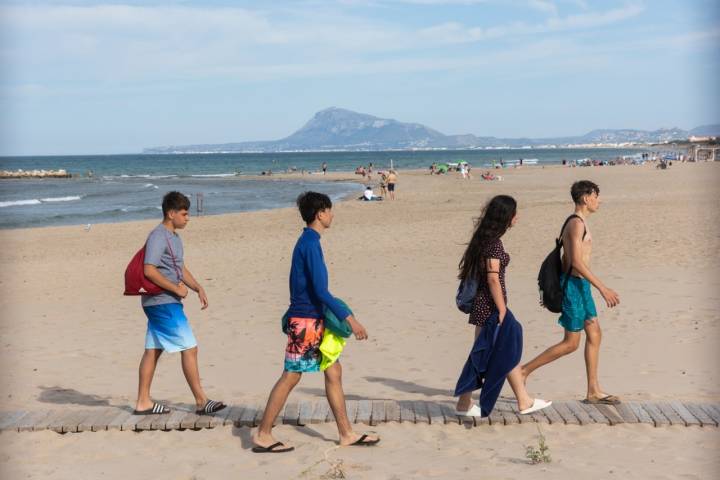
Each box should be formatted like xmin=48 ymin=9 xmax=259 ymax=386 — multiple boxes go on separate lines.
xmin=584 ymin=318 xmax=606 ymax=399
xmin=456 ymin=325 xmax=482 ymax=411
xmin=136 ymin=348 xmax=163 ymax=411
xmin=506 ymin=364 xmax=534 ymax=411
xmin=324 ymin=362 xmax=378 ymax=445
xmin=180 ymin=346 xmax=209 ymax=409
xmin=521 ymin=330 xmax=581 ymax=381
xmin=253 ymin=371 xmax=302 ymax=448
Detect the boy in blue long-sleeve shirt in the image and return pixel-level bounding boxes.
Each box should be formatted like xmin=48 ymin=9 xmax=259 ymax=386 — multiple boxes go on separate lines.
xmin=252 ymin=192 xmax=380 ymax=453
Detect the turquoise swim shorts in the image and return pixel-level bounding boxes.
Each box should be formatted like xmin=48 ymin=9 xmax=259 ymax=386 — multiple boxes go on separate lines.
xmin=558 ymin=274 xmax=598 ymax=332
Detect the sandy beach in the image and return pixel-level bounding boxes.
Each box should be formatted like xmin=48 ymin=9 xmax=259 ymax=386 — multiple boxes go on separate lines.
xmin=1 ymin=161 xmax=719 ymax=479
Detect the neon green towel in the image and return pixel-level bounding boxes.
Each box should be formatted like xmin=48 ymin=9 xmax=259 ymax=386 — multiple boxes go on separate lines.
xmin=319 ymin=329 xmax=347 ymax=371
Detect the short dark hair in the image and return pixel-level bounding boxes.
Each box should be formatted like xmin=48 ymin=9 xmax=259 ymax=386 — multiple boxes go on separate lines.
xmin=297 ymin=191 xmax=332 ymax=224
xmin=162 ymin=191 xmax=191 ymax=217
xmin=571 ymin=180 xmax=599 ymax=204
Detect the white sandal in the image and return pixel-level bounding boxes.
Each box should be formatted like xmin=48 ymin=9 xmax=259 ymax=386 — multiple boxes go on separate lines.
xmin=455 ymin=404 xmax=483 ymax=417
xmin=520 ymin=398 xmax=552 ymax=415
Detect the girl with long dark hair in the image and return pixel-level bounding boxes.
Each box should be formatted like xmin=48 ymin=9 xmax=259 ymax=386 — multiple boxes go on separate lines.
xmin=454 ymin=195 xmax=551 ymax=416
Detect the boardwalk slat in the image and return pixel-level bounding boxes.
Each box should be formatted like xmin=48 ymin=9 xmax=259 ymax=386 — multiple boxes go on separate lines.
xmin=0 ymin=411 xmax=29 ymax=432
xmin=413 ymin=401 xmax=430 ymax=424
xmin=51 ymin=410 xmax=93 ymax=433
xmin=657 ymin=402 xmax=685 ymax=426
xmin=356 ymin=400 xmax=372 ymax=425
xmin=627 ymin=402 xmax=655 ymax=426
xmin=195 ymin=413 xmax=214 ymax=429
xmin=282 ymin=402 xmax=300 ymax=426
xmin=311 ymin=401 xmax=330 ymax=424
xmin=529 ymin=407 xmax=551 ymax=425
xmin=683 ymin=403 xmax=716 ymax=427
xmin=298 ymin=400 xmax=313 ymax=426
xmin=79 ymin=408 xmax=119 ymax=432
xmin=640 ymin=402 xmax=669 ymax=427
xmin=488 ymin=408 xmax=504 ymax=426
xmin=16 ymin=410 xmax=58 ymax=432
xmin=698 ymin=404 xmax=720 ymax=426
xmin=107 ymin=410 xmax=133 ymax=431
xmin=594 ymin=404 xmax=624 ymax=425
xmin=208 ymin=405 xmax=234 ymax=428
xmin=551 ymin=402 xmax=579 ymax=425
xmin=164 ymin=409 xmax=190 ymax=430
xmin=236 ymin=404 xmax=258 ymax=427
xmin=578 ymin=402 xmax=610 ymax=424
xmin=385 ymin=400 xmax=400 ymax=423
xmin=399 ymin=400 xmax=415 ymax=424
xmin=439 ymin=403 xmax=460 ymax=425
xmin=370 ymin=400 xmax=385 ymax=426
xmin=345 ymin=400 xmax=358 ymax=424
xmin=542 ymin=405 xmax=565 ymax=425
xmin=136 ymin=413 xmax=162 ymax=431
xmin=613 ymin=403 xmax=639 ymax=424
xmin=426 ymin=402 xmax=445 ymax=425
xmin=565 ymin=401 xmax=593 ymax=425
xmin=668 ymin=402 xmax=700 ymax=427
xmin=222 ymin=405 xmax=246 ymax=427
xmin=508 ymin=403 xmax=532 ymax=424
xmin=179 ymin=411 xmax=201 ymax=429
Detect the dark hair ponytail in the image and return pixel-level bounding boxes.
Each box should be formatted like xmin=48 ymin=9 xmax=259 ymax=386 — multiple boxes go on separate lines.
xmin=458 ymin=195 xmax=517 ymax=281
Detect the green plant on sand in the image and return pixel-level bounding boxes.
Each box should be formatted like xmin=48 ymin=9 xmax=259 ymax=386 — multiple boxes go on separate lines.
xmin=525 ymin=425 xmax=552 ymax=464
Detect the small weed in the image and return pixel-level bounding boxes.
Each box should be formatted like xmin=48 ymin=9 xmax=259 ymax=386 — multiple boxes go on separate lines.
xmin=525 ymin=425 xmax=552 ymax=464
xmin=300 ymin=446 xmax=347 ymax=479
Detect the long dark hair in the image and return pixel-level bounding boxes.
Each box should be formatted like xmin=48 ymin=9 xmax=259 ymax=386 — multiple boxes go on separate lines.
xmin=458 ymin=195 xmax=517 ymax=281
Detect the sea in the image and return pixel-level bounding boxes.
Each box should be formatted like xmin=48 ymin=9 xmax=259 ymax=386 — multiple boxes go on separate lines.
xmin=0 ymin=148 xmax=643 ymax=229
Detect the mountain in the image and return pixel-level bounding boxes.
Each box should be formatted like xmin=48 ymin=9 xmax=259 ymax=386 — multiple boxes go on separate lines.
xmin=689 ymin=124 xmax=720 ymax=136
xmin=143 ymin=107 xmax=713 ymax=153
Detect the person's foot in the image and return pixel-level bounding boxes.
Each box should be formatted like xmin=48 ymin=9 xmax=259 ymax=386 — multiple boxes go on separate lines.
xmin=339 ymin=431 xmax=380 ymax=447
xmin=519 ymin=399 xmax=552 ymax=415
xmin=252 ymin=430 xmax=294 ymax=451
xmin=584 ymin=393 xmax=620 ymax=405
xmin=135 ymin=399 xmax=155 ymax=412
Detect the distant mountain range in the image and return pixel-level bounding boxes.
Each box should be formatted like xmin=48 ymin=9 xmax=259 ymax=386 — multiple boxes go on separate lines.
xmin=143 ymin=107 xmax=720 ymax=153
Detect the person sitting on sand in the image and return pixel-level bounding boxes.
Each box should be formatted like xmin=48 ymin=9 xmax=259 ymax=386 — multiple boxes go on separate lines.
xmin=133 ymin=191 xmax=226 ymax=417
xmin=252 ymin=192 xmax=379 ymax=453
xmin=482 ymin=171 xmax=496 ymax=181
xmin=362 ymin=185 xmax=382 ymax=201
xmin=521 ymin=181 xmax=621 ymax=405
xmin=454 ymin=195 xmax=551 ymax=417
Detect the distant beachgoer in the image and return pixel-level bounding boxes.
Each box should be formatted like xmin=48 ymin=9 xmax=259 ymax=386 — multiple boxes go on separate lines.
xmin=454 ymin=195 xmax=551 ymax=417
xmin=133 ymin=191 xmax=225 ymax=417
xmin=522 ymin=181 xmax=621 ymax=405
xmin=252 ymin=192 xmax=379 ymax=452
xmin=386 ymin=170 xmax=398 ymax=200
xmin=363 ymin=185 xmax=374 ymax=201
xmin=460 ymin=163 xmax=468 ymax=179
xmin=322 ymin=162 xmax=327 ymax=175
xmin=380 ymin=173 xmax=388 ymax=196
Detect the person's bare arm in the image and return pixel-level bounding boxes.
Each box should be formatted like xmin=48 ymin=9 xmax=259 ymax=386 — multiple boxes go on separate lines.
xmin=564 ymin=220 xmax=619 ymax=307
xmin=144 ymin=264 xmax=188 ymax=298
xmin=182 ymin=265 xmax=208 ymax=309
xmin=486 ymin=258 xmax=507 ymax=323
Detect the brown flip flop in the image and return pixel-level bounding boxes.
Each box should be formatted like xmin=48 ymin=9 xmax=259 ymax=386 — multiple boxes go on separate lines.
xmin=582 ymin=395 xmax=620 ymax=405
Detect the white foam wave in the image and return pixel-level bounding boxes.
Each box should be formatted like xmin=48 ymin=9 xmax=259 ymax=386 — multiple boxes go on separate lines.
xmin=40 ymin=195 xmax=82 ymax=203
xmin=0 ymin=199 xmax=42 ymax=208
xmin=143 ymin=183 xmax=159 ymax=189
xmin=190 ymin=173 xmax=237 ymax=178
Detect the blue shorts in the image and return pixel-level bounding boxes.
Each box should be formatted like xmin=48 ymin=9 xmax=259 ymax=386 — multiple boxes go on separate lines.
xmin=143 ymin=303 xmax=197 ymax=353
xmin=558 ymin=274 xmax=598 ymax=332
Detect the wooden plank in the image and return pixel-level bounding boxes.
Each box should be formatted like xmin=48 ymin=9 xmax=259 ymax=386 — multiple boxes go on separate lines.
xmin=282 ymin=402 xmax=300 ymax=426
xmin=683 ymin=403 xmax=716 ymax=427
xmin=370 ymin=400 xmax=385 ymax=426
xmin=698 ymin=404 xmax=720 ymax=426
xmin=385 ymin=400 xmax=400 ymax=423
xmin=439 ymin=403 xmax=460 ymax=425
xmin=311 ymin=401 xmax=330 ymax=424
xmin=195 ymin=413 xmax=214 ymax=429
xmin=80 ymin=408 xmax=121 ymax=432
xmin=238 ymin=405 xmax=259 ymax=428
xmin=179 ymin=412 xmax=201 ymax=429
xmin=106 ymin=410 xmax=133 ymax=431
xmin=208 ymin=405 xmax=234 ymax=428
xmin=426 ymin=402 xmax=445 ymax=425
xmin=487 ymin=408 xmax=504 ymax=426
xmin=541 ymin=405 xmax=565 ymax=425
xmin=627 ymin=402 xmax=654 ymax=426
xmin=0 ymin=411 xmax=29 ymax=432
xmin=16 ymin=410 xmax=57 ymax=432
xmin=578 ymin=402 xmax=610 ymax=425
xmin=120 ymin=412 xmax=146 ymax=431
xmin=163 ymin=409 xmax=190 ymax=430
xmin=508 ymin=403 xmax=532 ymax=424
xmin=413 ymin=401 xmax=430 ymax=424
xmin=565 ymin=401 xmax=593 ymax=425
xmin=298 ymin=400 xmax=314 ymax=426
xmin=136 ymin=413 xmax=162 ymax=431
xmin=356 ymin=400 xmax=372 ymax=425
xmin=640 ymin=402 xmax=669 ymax=427
xmin=345 ymin=400 xmax=358 ymax=424
xmin=656 ymin=402 xmax=685 ymax=426
xmin=613 ymin=403 xmax=639 ymax=424
xmin=668 ymin=401 xmax=700 ymax=427
xmin=529 ymin=407 xmax=551 ymax=425
xmin=57 ymin=410 xmax=94 ymax=433
xmin=594 ymin=404 xmax=624 ymax=425
xmin=551 ymin=402 xmax=579 ymax=425
xmin=399 ymin=400 xmax=415 ymax=424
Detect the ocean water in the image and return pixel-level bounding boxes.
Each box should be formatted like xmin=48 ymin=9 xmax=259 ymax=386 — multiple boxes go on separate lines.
xmin=0 ymin=148 xmax=643 ymax=229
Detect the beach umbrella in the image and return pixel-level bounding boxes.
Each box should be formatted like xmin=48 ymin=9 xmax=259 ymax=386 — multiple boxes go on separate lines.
xmin=436 ymin=163 xmax=449 ymax=173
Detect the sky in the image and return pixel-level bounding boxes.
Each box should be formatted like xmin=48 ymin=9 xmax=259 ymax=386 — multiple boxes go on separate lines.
xmin=1 ymin=0 xmax=718 ymax=155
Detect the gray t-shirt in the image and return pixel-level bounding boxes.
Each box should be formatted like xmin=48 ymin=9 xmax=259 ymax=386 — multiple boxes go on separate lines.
xmin=141 ymin=224 xmax=184 ymax=307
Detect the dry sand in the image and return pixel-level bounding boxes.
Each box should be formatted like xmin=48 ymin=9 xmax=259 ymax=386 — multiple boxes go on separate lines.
xmin=1 ymin=161 xmax=719 ymax=479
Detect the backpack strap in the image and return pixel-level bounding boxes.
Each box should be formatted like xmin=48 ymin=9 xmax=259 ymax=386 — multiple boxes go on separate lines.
xmin=558 ymin=214 xmax=587 ymax=285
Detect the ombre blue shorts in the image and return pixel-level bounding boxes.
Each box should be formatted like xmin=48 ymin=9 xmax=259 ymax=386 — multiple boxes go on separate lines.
xmin=143 ymin=303 xmax=197 ymax=353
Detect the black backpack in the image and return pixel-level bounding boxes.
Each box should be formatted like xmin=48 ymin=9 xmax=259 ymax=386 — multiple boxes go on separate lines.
xmin=538 ymin=215 xmax=586 ymax=313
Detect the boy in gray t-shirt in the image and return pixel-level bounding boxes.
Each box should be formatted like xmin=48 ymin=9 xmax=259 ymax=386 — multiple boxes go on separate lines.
xmin=133 ymin=191 xmax=226 ymax=416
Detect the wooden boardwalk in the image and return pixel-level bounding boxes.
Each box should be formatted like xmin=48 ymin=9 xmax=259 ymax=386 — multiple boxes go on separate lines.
xmin=1 ymin=400 xmax=718 ymax=434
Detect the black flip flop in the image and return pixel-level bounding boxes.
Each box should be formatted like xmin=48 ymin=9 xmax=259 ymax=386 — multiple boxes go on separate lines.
xmin=196 ymin=399 xmax=227 ymax=415
xmin=133 ymin=402 xmax=171 ymax=415
xmin=350 ymin=434 xmax=380 ymax=446
xmin=252 ymin=442 xmax=295 ymax=453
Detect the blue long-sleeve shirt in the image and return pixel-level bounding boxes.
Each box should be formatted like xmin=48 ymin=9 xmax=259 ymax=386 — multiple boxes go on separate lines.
xmin=286 ymin=227 xmax=351 ymax=321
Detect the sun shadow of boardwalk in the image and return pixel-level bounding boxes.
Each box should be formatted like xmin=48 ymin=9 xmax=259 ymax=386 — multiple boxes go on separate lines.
xmin=363 ymin=377 xmax=452 ymax=397
xmin=37 ymin=386 xmax=130 ymax=410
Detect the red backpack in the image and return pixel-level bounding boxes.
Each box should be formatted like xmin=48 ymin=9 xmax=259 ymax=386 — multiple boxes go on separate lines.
xmin=124 ymin=245 xmax=164 ymax=296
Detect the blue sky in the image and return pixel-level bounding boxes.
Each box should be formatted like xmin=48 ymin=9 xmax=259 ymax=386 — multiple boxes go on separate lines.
xmin=1 ymin=0 xmax=718 ymax=155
